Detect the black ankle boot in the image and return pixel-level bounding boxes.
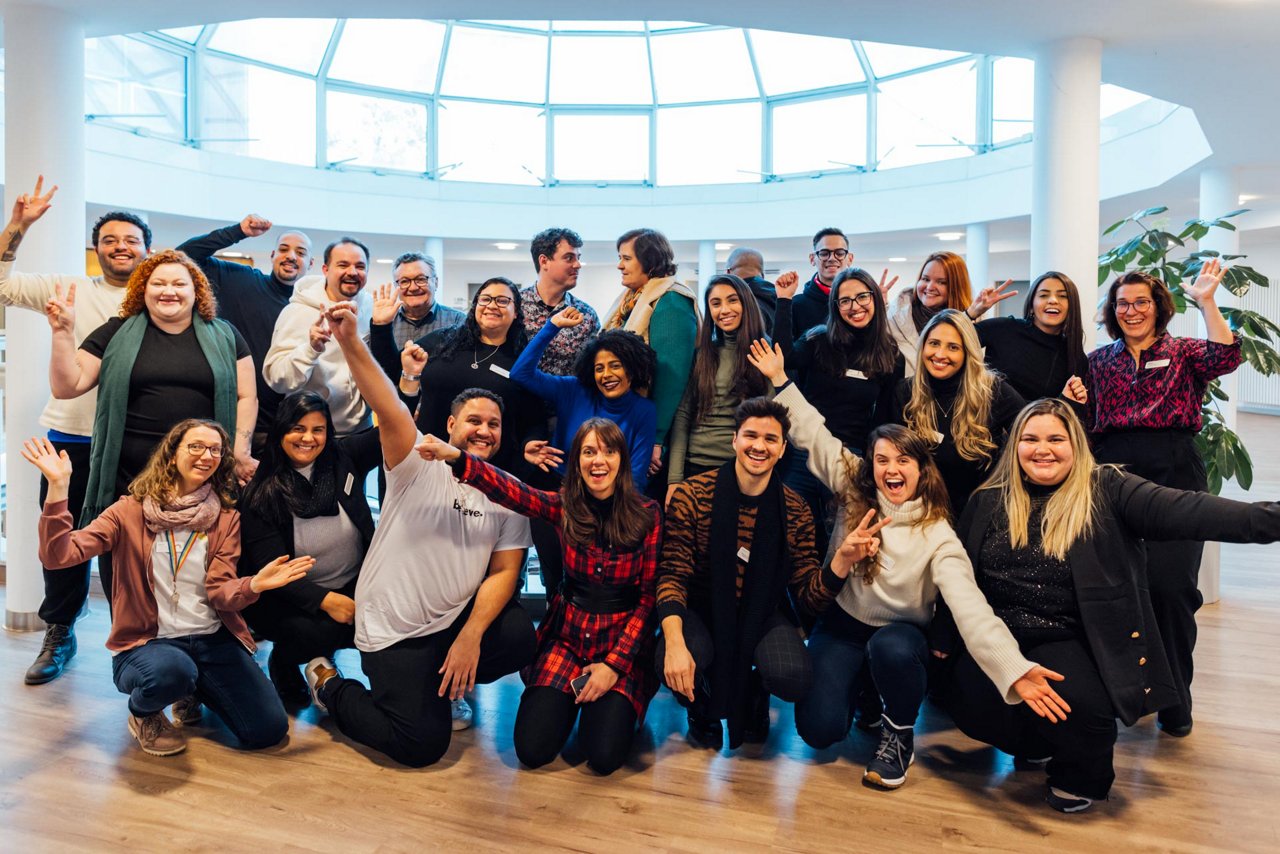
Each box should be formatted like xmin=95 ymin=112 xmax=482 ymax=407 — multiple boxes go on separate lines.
xmin=25 ymin=624 xmax=76 ymax=685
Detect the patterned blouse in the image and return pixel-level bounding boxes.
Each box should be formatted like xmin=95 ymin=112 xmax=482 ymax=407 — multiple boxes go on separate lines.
xmin=1087 ymin=333 xmax=1242 ymax=433
xmin=458 ymin=452 xmax=660 ymax=719
xmin=519 ymin=285 xmax=601 ymax=376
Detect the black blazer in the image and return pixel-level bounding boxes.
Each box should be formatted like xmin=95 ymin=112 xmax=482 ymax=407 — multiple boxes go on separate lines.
xmin=957 ymin=466 xmax=1280 ymax=725
xmin=238 ymin=428 xmax=381 ymax=613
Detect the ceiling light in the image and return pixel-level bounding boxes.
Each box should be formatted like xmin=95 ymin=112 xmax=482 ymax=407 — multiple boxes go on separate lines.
xmin=219 ymin=251 xmax=245 ymax=259
xmin=935 ymin=232 xmax=963 ymax=241
xmin=715 ymin=242 xmax=733 ymax=251
xmin=888 ymin=257 xmax=907 ymax=263
xmin=1239 ymin=194 xmax=1259 ymax=204
xmin=494 ymin=242 xmax=518 ymax=251
xmin=375 ymin=258 xmax=394 ymax=264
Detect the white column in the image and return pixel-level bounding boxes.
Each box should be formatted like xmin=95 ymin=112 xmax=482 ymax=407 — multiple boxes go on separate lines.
xmin=698 ymin=240 xmax=717 ymax=296
xmin=965 ymin=222 xmax=990 ymax=302
xmin=1196 ymin=167 xmax=1240 ymax=605
xmin=4 ymin=5 xmax=87 ymax=629
xmin=423 ymin=236 xmax=450 ymax=307
xmin=1030 ymin=38 xmax=1102 ymax=347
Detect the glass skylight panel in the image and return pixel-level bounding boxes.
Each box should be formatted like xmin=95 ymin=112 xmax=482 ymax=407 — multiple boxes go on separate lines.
xmin=748 ymin=30 xmax=863 ymax=94
xmin=861 ymin=41 xmax=966 ymax=77
xmin=328 ymin=20 xmax=444 ymax=92
xmin=649 ymin=29 xmax=758 ymax=103
xmin=1100 ymin=84 xmax=1149 ymax=118
xmin=198 ymin=54 xmax=316 ymax=166
xmin=553 ymin=114 xmax=649 ymax=182
xmin=205 ymin=18 xmax=335 ymax=74
xmin=549 ymin=36 xmax=652 ymax=104
xmin=437 ymin=100 xmax=546 ymax=185
xmin=875 ymin=60 xmax=977 ymax=169
xmin=771 ymin=94 xmax=867 ymax=175
xmin=647 ymin=22 xmax=707 ymax=32
xmin=85 ymin=37 xmax=186 ymax=138
xmin=439 ymin=26 xmax=547 ymax=103
xmin=992 ymin=57 xmax=1034 ymax=143
xmin=463 ymin=20 xmax=550 ymax=32
xmin=656 ymin=103 xmax=761 ymax=185
xmin=158 ymin=26 xmax=203 ymax=43
xmin=326 ymin=91 xmax=426 ymax=171
xmin=552 ymin=21 xmax=646 ymax=32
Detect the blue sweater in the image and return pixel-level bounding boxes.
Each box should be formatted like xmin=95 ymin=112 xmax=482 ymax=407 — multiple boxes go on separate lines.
xmin=512 ymin=323 xmax=656 ymax=488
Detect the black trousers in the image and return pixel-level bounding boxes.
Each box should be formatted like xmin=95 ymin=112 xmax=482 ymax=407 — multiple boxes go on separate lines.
xmin=654 ymin=609 xmax=812 ymax=715
xmin=323 ymin=599 xmax=536 ymax=768
xmin=513 ymin=685 xmax=638 ymax=775
xmin=37 ymin=439 xmax=96 ymax=626
xmin=526 ymin=468 xmax=564 ymax=603
xmin=242 ymin=580 xmax=358 ymax=667
xmin=1094 ymin=430 xmax=1204 ymax=726
xmin=946 ymin=635 xmax=1117 ymax=800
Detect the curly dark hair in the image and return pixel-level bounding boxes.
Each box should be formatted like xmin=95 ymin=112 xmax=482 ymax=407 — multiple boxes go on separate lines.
xmin=530 ymin=227 xmax=583 ymax=273
xmin=117 ymin=249 xmax=218 ymax=321
xmin=574 ymin=329 xmax=657 ymax=397
xmin=434 ymin=277 xmax=528 ymax=362
xmin=92 ymin=210 xmax=152 ymax=250
xmin=128 ymin=418 xmax=237 ymax=510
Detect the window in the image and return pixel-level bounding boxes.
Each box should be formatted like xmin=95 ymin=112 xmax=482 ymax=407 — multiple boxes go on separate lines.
xmin=1100 ymin=84 xmax=1149 ymax=118
xmin=205 ymin=18 xmax=335 ymax=74
xmin=748 ymin=31 xmax=863 ymax=95
xmin=328 ymin=20 xmax=445 ymax=92
xmin=772 ymin=94 xmax=867 ymax=174
xmin=861 ymin=42 xmax=966 ymax=77
xmin=437 ymin=100 xmax=546 ymax=185
xmin=992 ymin=57 xmax=1034 ymax=144
xmin=876 ymin=60 xmax=977 ymax=169
xmin=649 ymin=29 xmax=757 ymax=103
xmin=85 ymin=37 xmax=186 ymax=138
xmin=198 ymin=54 xmax=316 ymax=166
xmin=657 ymin=103 xmax=761 ymax=185
xmin=326 ymin=91 xmax=427 ymax=171
xmin=553 ymin=113 xmax=649 ymax=182
xmin=549 ymin=36 xmax=652 ymax=104
xmin=439 ymin=25 xmax=548 ymax=103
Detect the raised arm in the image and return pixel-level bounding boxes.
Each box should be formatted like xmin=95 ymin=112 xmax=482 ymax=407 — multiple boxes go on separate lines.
xmin=1107 ymin=468 xmax=1280 ymax=545
xmin=1185 ymin=258 xmax=1235 ymax=346
xmin=176 ymin=215 xmax=268 ymax=289
xmin=0 ymin=175 xmax=64 ymax=309
xmin=47 ymin=285 xmax=101 ymax=399
xmin=511 ymin=319 xmax=578 ymax=406
xmin=453 ymin=450 xmax=565 ymax=525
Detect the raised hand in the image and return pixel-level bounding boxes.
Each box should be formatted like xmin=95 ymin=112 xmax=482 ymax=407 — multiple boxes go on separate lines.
xmin=10 ymin=174 xmax=58 ymax=230
xmin=523 ymin=439 xmax=564 ymax=472
xmin=551 ymin=306 xmax=584 ymax=328
xmin=20 ymin=436 xmax=73 ymax=487
xmin=250 ymin=555 xmax=315 ymax=593
xmin=746 ymin=338 xmax=788 ymax=386
xmin=239 ymin=214 xmax=272 ymax=238
xmin=401 ymin=339 xmax=428 ymax=376
xmin=416 ymin=433 xmax=461 ymax=463
xmin=878 ymin=268 xmax=899 ymax=300
xmin=830 ymin=508 xmax=892 ymax=578
xmin=774 ymin=270 xmax=801 ymax=300
xmin=324 ymin=301 xmax=360 ymax=346
xmin=308 ymin=313 xmax=332 ymax=353
xmin=370 ymin=283 xmax=402 ymax=326
xmin=1012 ymin=664 xmax=1071 ymax=723
xmin=1062 ymin=375 xmax=1088 ymax=405
xmin=1186 ymin=257 xmax=1227 ymax=305
xmin=320 ymin=591 xmax=356 ymax=624
xmin=43 ymin=282 xmax=76 ymax=334
xmin=969 ymin=279 xmax=1019 ymax=318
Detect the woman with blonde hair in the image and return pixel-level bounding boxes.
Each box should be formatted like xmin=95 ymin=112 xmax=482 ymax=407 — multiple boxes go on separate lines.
xmin=943 ymin=398 xmax=1280 ymax=812
xmin=891 ymin=309 xmax=1024 ymax=517
xmin=25 ymin=419 xmax=312 ymax=757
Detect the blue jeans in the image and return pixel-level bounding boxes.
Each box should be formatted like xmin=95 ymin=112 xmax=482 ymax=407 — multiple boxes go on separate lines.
xmin=111 ymin=628 xmax=288 ymax=749
xmin=795 ymin=607 xmax=929 ymax=748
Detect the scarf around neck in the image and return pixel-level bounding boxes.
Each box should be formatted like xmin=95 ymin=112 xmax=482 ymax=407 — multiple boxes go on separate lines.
xmin=142 ymin=482 xmax=222 ymax=534
xmin=604 ymin=276 xmax=699 ymax=341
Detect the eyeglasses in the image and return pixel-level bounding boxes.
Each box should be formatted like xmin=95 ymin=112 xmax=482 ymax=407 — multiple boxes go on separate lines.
xmin=815 ymin=248 xmax=849 ymax=261
xmin=395 ymin=275 xmax=434 ymax=289
xmin=1114 ymin=298 xmax=1154 ymax=314
xmin=476 ymin=295 xmax=514 ymax=308
xmin=183 ymin=443 xmax=223 ymax=458
xmin=837 ymin=293 xmax=874 ymax=310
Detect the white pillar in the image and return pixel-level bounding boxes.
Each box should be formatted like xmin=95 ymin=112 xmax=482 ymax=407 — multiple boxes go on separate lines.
xmin=1196 ymin=167 xmax=1240 ymax=605
xmin=1029 ymin=38 xmax=1102 ymax=348
xmin=423 ymin=236 xmax=450 ymax=307
xmin=4 ymin=5 xmax=87 ymax=630
xmin=697 ymin=240 xmax=717 ymax=296
xmin=965 ymin=222 xmax=990 ymax=304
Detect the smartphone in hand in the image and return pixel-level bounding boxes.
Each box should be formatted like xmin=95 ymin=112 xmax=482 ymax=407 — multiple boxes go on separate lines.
xmin=570 ymin=672 xmax=590 ymax=697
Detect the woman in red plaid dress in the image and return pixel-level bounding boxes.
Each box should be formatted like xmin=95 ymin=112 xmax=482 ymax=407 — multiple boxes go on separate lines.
xmin=424 ymin=416 xmax=660 ymax=775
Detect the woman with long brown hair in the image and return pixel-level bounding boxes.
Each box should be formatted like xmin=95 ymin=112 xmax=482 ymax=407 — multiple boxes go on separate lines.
xmin=417 ymin=417 xmax=661 ymax=775
xmin=978 ymin=271 xmax=1089 ymax=402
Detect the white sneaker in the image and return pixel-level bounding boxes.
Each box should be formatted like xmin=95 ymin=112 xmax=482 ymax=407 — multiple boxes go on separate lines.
xmin=451 ymin=697 xmax=474 ymax=731
xmin=304 ymin=656 xmax=341 ymax=713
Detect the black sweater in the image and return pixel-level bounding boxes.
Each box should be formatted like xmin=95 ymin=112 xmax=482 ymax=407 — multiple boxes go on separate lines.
xmin=789 ymin=274 xmax=830 ymax=342
xmin=977 ymin=316 xmax=1082 ymax=403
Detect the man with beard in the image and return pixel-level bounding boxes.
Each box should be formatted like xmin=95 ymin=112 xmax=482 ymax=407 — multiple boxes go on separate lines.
xmin=0 ymin=175 xmax=151 ymax=685
xmin=177 ymin=214 xmax=314 ymax=452
xmin=264 ymin=237 xmax=372 ymax=436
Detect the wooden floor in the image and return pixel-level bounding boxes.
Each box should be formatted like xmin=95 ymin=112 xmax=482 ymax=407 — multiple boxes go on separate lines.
xmin=3 ymin=414 xmax=1280 ymax=853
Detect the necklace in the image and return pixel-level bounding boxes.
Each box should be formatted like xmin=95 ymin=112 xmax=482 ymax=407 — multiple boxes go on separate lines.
xmin=471 ymin=344 xmax=500 ymax=370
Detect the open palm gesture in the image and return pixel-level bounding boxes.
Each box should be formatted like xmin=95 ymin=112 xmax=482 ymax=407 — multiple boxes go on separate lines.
xmin=1186 ymin=258 xmax=1227 ymax=305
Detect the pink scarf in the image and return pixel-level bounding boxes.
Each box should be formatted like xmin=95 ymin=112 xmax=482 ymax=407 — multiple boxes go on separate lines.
xmin=142 ymin=483 xmax=222 ymax=534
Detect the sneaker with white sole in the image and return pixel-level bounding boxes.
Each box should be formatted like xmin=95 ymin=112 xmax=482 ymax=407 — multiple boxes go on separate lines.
xmin=451 ymin=697 xmax=474 ymax=731
xmin=863 ymin=715 xmax=914 ymax=789
xmin=128 ymin=710 xmax=187 ymax=756
xmin=305 ymin=656 xmax=341 ymax=713
xmin=1046 ymin=786 xmax=1097 ymax=813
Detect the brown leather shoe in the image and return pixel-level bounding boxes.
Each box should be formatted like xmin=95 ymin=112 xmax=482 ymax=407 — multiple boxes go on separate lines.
xmin=171 ymin=696 xmax=204 ymax=727
xmin=128 ymin=711 xmax=187 ymax=756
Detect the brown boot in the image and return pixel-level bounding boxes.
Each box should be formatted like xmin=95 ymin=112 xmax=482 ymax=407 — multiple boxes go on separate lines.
xmin=128 ymin=711 xmax=187 ymax=756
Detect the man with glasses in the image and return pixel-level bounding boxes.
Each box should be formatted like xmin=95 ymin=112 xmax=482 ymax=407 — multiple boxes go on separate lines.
xmin=726 ymin=247 xmax=777 ymax=329
xmin=378 ymin=252 xmax=466 ymax=351
xmin=791 ymin=227 xmax=854 ymax=341
xmin=520 ymin=227 xmax=600 ymax=375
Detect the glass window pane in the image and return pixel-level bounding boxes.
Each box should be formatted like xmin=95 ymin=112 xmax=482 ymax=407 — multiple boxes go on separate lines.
xmin=553 ymin=114 xmax=649 ymax=182
xmin=328 ymin=20 xmax=445 ymax=92
xmin=463 ymin=21 xmax=549 ymax=32
xmin=439 ymin=26 xmax=547 ymax=103
xmin=552 ymin=21 xmax=645 ymax=32
xmin=206 ymin=19 xmax=335 ymax=74
xmin=85 ymin=37 xmax=186 ymax=138
xmin=648 ymin=22 xmax=706 ymax=32
xmin=650 ymin=29 xmax=757 ymax=103
xmin=437 ymin=100 xmax=545 ymax=185
xmin=772 ymin=94 xmax=867 ymax=174
xmin=992 ymin=57 xmax=1034 ymax=144
xmin=549 ymin=36 xmax=651 ymax=104
xmin=861 ymin=41 xmax=966 ymax=77
xmin=159 ymin=26 xmax=203 ymax=43
xmin=875 ymin=60 xmax=977 ymax=170
xmin=1100 ymin=83 xmax=1148 ymax=118
xmin=656 ymin=103 xmax=760 ymax=185
xmin=198 ymin=55 xmax=315 ymax=166
xmin=325 ymin=91 xmax=426 ymax=171
xmin=748 ymin=31 xmax=863 ymax=94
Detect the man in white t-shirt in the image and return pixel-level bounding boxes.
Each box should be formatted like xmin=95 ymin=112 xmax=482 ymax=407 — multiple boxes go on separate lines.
xmin=304 ymin=300 xmax=536 ymax=768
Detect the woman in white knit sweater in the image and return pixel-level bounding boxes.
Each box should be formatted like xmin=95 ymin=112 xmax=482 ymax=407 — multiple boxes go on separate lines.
xmin=748 ymin=339 xmax=1065 ymax=789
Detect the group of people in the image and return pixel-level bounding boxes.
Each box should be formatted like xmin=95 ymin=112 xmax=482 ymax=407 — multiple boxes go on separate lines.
xmin=6 ymin=173 xmax=1280 ymax=815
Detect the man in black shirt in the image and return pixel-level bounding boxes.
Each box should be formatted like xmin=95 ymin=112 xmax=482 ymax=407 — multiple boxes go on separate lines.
xmin=178 ymin=215 xmax=313 ymax=452
xmin=725 ymin=247 xmax=777 ymax=329
xmin=791 ymin=227 xmax=854 ymax=341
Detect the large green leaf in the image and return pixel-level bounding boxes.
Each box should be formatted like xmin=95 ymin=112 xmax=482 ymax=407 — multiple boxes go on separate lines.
xmin=1133 ymin=205 xmax=1169 ymax=219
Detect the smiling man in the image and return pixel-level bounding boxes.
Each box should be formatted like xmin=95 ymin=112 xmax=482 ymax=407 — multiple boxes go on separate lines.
xmin=790 ymin=227 xmax=854 ymax=341
xmin=380 ymin=251 xmax=466 ymax=350
xmin=655 ymin=397 xmax=840 ymax=751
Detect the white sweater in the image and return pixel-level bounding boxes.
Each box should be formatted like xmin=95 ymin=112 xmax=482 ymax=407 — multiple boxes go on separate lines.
xmin=775 ymin=381 xmax=1035 ymax=703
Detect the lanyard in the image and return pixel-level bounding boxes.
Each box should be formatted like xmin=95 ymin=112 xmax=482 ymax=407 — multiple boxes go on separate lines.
xmin=164 ymin=530 xmax=199 ymax=606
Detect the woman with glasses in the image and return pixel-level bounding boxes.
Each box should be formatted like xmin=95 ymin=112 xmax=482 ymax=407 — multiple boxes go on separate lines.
xmin=25 ymin=419 xmax=312 ymax=757
xmin=977 ymin=271 xmax=1089 ymax=403
xmin=1080 ymin=260 xmax=1241 ymax=739
xmin=370 ymin=276 xmax=546 ymax=474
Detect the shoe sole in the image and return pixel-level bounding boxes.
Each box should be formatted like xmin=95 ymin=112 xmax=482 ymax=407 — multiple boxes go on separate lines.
xmin=127 ymin=717 xmax=186 ymax=757
xmin=863 ymin=752 xmax=914 ymax=789
xmin=24 ymin=669 xmax=63 ymax=686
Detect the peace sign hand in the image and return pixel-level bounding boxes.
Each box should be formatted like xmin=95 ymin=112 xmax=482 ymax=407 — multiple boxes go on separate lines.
xmin=830 ymin=508 xmax=892 ymax=578
xmin=878 ymin=268 xmax=899 ymax=300
xmin=969 ymin=279 xmax=1019 ymax=318
xmin=10 ymin=174 xmax=58 ymax=230
xmin=44 ymin=282 xmax=76 ymax=334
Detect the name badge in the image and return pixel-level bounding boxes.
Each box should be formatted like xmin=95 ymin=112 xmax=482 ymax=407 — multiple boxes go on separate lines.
xmin=489 ymin=364 xmax=511 ymax=378
xmin=1145 ymin=359 xmax=1170 ymax=370
xmin=928 ymin=430 xmax=945 ymax=444
xmin=845 ymin=369 xmax=869 ymax=380
xmin=344 ymin=473 xmax=355 ymax=496
xmin=737 ymin=546 xmax=751 ymax=562
xmin=878 ymin=553 xmax=895 ymax=571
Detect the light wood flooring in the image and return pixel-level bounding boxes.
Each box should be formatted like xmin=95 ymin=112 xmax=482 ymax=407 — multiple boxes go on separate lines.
xmin=3 ymin=414 xmax=1280 ymax=853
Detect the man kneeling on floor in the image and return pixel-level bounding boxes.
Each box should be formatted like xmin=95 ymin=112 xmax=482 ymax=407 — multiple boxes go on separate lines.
xmin=305 ymin=300 xmax=536 ymax=768
xmin=656 ymin=397 xmax=841 ymax=750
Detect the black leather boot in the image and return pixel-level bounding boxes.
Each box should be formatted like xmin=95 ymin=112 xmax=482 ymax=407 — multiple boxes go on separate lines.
xmin=25 ymin=624 xmax=76 ymax=685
